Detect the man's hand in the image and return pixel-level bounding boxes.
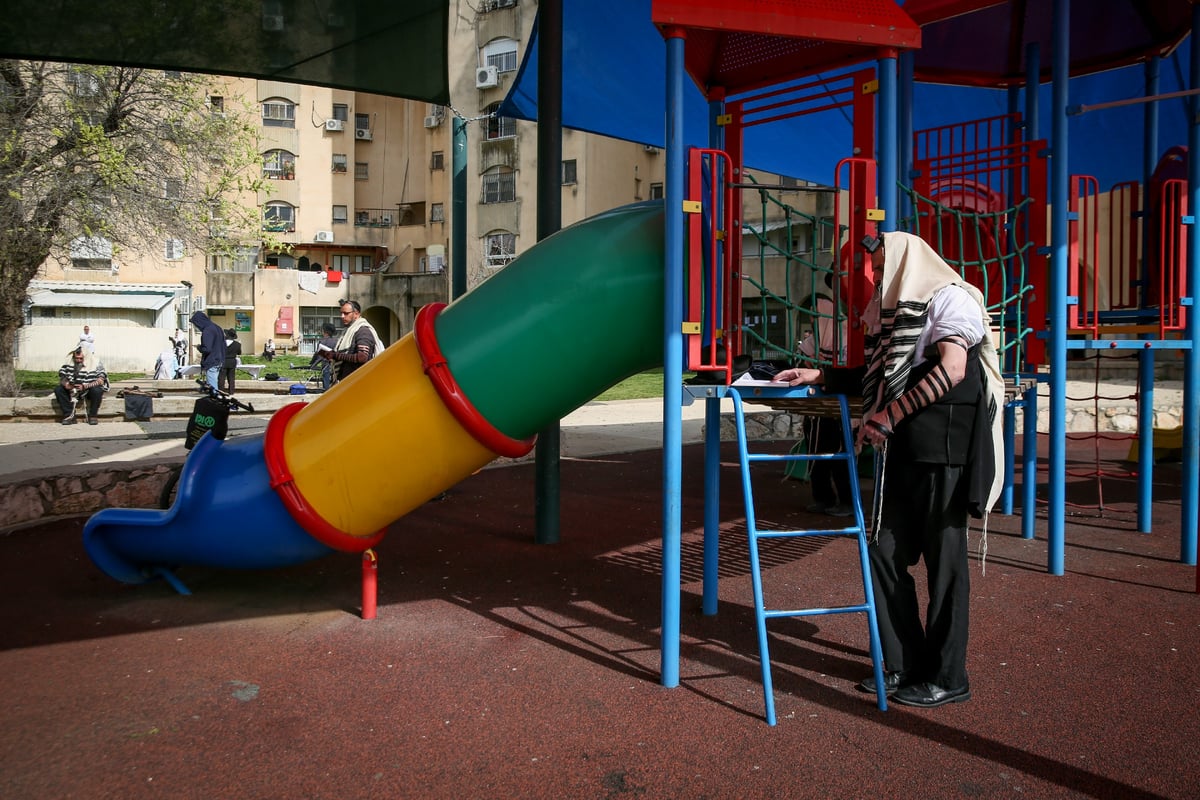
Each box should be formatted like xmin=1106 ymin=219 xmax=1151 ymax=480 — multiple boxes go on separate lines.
xmin=856 ymin=410 xmax=893 ymax=450
xmin=771 ymin=367 xmax=822 ymax=386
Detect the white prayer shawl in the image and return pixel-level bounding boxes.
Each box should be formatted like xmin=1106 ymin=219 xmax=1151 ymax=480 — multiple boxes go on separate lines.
xmin=335 ymin=316 xmax=385 ymax=360
xmin=864 ymin=232 xmax=1005 ymax=519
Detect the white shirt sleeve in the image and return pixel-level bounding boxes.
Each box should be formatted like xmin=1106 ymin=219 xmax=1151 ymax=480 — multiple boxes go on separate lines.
xmin=912 ymin=285 xmax=986 ymax=365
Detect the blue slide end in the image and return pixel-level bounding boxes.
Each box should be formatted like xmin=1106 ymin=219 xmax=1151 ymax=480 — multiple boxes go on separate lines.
xmin=83 ymin=432 xmax=333 ymax=588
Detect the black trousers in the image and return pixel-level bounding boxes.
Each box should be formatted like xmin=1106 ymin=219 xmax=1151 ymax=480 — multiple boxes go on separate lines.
xmin=869 ymin=460 xmax=971 ymax=689
xmin=54 ymin=385 xmax=103 ymax=418
xmin=217 ymin=366 xmax=237 ymax=394
xmin=804 ymin=415 xmax=853 ymax=506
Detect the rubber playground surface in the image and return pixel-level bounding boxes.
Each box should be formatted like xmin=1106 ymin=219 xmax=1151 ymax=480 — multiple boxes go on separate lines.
xmin=1 ymin=437 xmax=1197 ymax=799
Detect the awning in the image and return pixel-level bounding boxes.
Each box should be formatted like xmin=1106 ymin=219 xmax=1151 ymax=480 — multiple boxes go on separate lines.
xmin=206 ymin=304 xmax=255 ymax=311
xmin=29 ymin=290 xmax=174 ymax=311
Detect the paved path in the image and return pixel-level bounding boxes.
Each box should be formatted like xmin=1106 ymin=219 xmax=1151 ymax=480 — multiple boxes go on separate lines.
xmin=0 ymin=397 xmax=723 ymax=482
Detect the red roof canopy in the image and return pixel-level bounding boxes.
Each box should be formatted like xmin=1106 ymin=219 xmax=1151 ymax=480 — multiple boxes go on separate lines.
xmin=652 ymin=0 xmax=921 ymax=97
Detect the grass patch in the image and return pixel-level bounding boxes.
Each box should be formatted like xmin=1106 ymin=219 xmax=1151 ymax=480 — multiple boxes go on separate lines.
xmin=595 ymin=369 xmax=670 ymax=401
xmin=15 ymin=365 xmax=676 ymax=399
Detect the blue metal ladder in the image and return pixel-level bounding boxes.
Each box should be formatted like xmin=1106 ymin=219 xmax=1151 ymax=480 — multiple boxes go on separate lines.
xmin=727 ymin=384 xmax=888 ymax=724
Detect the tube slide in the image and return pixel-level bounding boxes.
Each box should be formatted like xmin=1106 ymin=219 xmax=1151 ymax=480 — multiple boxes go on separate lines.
xmin=84 ymin=201 xmax=667 ymax=590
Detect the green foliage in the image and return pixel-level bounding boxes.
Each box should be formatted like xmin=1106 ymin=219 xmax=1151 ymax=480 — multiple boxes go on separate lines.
xmin=0 ymin=61 xmax=270 ymax=395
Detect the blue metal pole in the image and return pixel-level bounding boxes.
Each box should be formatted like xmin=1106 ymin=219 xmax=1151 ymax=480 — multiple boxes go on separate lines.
xmin=1023 ymin=384 xmax=1038 ymax=539
xmin=1047 ymin=0 xmax=1070 ymax=575
xmin=702 ymin=96 xmax=725 ymax=617
xmin=898 ymin=51 xmax=914 ymax=229
xmin=660 ymin=30 xmax=687 ymax=687
xmin=877 ymin=52 xmax=898 ymax=233
xmin=1180 ymin=7 xmax=1200 ymax=565
xmin=1138 ymin=57 xmax=1160 ymax=534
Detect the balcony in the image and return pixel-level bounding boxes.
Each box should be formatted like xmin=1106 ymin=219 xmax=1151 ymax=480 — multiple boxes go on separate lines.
xmin=354 ymin=208 xmax=397 ymax=228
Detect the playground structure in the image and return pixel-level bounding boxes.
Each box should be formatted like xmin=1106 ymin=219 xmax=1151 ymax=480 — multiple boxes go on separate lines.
xmin=74 ymin=0 xmax=1200 ymax=711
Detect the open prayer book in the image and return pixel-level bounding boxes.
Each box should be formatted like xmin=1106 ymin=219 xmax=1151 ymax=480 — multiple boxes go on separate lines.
xmin=731 ymin=373 xmax=784 ymax=387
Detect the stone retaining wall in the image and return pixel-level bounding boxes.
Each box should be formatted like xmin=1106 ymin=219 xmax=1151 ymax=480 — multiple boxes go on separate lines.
xmin=1 ymin=461 xmax=180 ymax=533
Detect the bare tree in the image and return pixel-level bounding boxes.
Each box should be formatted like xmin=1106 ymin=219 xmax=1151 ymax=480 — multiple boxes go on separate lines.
xmin=0 ymin=61 xmax=271 ymax=394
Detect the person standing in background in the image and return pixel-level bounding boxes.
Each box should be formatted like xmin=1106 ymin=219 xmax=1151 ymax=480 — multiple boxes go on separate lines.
xmin=307 ymin=322 xmax=338 ymax=390
xmin=190 ymin=311 xmax=226 ymax=391
xmin=218 ymin=328 xmax=242 ymax=394
xmin=319 ymin=300 xmax=383 ymax=385
xmin=78 ymin=325 xmax=95 ymax=352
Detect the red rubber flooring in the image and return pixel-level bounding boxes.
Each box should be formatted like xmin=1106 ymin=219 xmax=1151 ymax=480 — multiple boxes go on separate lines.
xmin=1 ymin=439 xmax=1197 ymax=799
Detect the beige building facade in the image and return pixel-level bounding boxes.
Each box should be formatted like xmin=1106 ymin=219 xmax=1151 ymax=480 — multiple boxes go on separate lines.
xmin=19 ymin=0 xmax=666 ymax=374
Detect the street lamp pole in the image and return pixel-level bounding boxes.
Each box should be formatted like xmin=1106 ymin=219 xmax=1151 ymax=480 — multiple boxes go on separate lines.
xmin=180 ymin=280 xmax=193 ymax=366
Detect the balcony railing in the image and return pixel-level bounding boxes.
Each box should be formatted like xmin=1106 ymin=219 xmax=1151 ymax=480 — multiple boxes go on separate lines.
xmin=354 ymin=208 xmax=396 ymax=227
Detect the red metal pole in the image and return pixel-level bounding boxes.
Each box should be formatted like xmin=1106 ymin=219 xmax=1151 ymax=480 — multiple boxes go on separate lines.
xmin=361 ymin=549 xmax=378 ymax=620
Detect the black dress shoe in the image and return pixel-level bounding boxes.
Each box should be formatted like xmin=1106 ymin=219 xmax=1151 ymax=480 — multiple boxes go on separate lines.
xmin=856 ymin=670 xmax=910 ymax=695
xmin=892 ymin=682 xmax=971 ymax=708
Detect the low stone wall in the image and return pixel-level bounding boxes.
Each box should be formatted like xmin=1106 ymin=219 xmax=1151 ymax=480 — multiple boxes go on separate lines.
xmin=0 ymin=460 xmax=181 ymax=533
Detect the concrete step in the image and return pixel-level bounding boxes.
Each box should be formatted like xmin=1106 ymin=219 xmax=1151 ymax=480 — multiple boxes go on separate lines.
xmin=1 ymin=379 xmax=321 ymax=421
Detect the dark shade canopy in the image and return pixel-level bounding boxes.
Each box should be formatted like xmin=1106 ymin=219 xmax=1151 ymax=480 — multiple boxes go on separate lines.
xmin=906 ymin=0 xmax=1194 ymax=87
xmin=0 ymin=0 xmax=450 ymax=104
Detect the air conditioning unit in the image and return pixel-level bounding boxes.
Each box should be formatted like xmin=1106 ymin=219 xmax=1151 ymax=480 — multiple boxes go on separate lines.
xmin=378 ymin=213 xmax=393 ymax=226
xmin=423 ymin=115 xmax=442 ymax=128
xmin=475 ymin=65 xmax=499 ymax=89
xmin=262 ymin=14 xmax=284 ymax=31
xmin=355 ymin=128 xmax=372 ymax=141
xmin=325 ymin=119 xmax=344 ymax=132
xmin=315 ymin=230 xmax=334 ymax=243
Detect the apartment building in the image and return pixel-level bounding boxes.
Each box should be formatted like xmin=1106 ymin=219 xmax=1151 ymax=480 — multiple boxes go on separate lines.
xmin=17 ymin=1 xmax=666 ymax=373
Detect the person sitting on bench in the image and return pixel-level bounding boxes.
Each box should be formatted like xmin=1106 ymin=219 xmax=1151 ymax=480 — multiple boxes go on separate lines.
xmin=54 ymin=346 xmax=108 ymax=425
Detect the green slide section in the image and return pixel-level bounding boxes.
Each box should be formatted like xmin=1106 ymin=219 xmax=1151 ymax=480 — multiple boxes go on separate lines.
xmin=436 ymin=201 xmax=666 ymax=441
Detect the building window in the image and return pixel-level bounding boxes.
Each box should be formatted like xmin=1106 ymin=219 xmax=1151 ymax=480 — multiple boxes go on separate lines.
xmin=332 ymin=205 xmax=348 ymax=224
xmin=68 ymin=68 xmax=101 ymax=97
xmin=263 ymin=149 xmax=296 ymax=180
xmin=817 ymin=216 xmax=836 ymax=251
xmin=430 ymin=151 xmax=444 ymax=170
xmin=649 ymin=182 xmax=664 ymax=200
xmin=262 ymin=99 xmax=296 ymax=128
xmin=332 ymin=103 xmax=349 ymax=121
xmin=484 ymin=231 xmax=516 ymax=268
xmin=354 ymin=113 xmax=370 ymax=137
xmin=430 ymin=203 xmax=445 ymax=223
xmin=482 ymin=38 xmax=519 ymax=73
xmin=483 ymin=102 xmax=516 ymax=140
xmin=164 ymin=238 xmax=185 ymax=260
xmin=789 ymin=224 xmax=813 ymax=256
xmin=263 ymin=202 xmax=295 ymax=232
xmin=300 ymin=306 xmax=342 ymax=341
xmin=209 ymin=95 xmax=224 ymax=114
xmin=69 ymin=235 xmax=112 ymax=270
xmin=354 ymin=162 xmax=368 ymax=181
xmin=331 ymin=255 xmax=351 ymax=273
xmin=481 ymin=167 xmax=516 ymax=204
xmin=354 ymin=255 xmax=374 ymax=273
xmin=332 ymin=153 xmax=348 ymax=173
xmin=562 ymin=159 xmax=577 ymax=185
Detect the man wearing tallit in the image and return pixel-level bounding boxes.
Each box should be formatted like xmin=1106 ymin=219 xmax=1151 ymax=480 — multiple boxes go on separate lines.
xmin=774 ymin=231 xmax=1004 ymax=708
xmin=319 ymin=299 xmax=385 ymax=385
